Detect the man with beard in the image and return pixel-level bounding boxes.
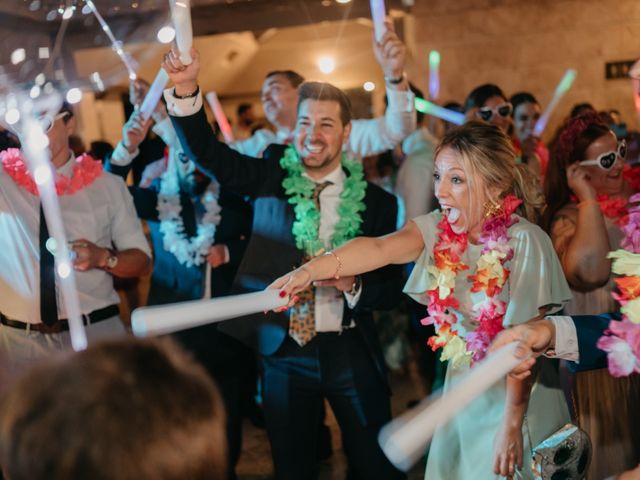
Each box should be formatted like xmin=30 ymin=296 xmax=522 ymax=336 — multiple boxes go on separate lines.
xmin=162 ymin=48 xmax=406 ymax=480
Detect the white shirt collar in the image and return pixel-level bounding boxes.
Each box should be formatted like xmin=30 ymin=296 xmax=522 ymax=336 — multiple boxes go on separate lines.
xmin=56 ymin=152 xmax=76 ymax=175
xmin=302 ymin=163 xmax=345 ymax=187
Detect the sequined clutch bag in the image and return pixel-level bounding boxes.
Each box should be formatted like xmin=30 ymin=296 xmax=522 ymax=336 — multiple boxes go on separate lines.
xmin=531 ymin=423 xmax=591 ymax=480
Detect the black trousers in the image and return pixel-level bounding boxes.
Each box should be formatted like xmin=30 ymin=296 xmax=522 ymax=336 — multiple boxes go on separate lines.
xmin=261 ymin=329 xmax=406 ymax=480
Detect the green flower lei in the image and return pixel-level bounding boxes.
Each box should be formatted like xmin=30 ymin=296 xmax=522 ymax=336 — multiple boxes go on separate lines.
xmin=280 ymin=145 xmax=367 ymax=254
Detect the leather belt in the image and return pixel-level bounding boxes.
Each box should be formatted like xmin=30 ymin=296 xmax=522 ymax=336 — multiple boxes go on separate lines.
xmin=0 ymin=304 xmax=119 ymax=334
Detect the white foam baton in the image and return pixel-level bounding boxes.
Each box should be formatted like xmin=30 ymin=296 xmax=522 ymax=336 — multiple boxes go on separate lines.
xmin=85 ymin=0 xmax=137 ymax=80
xmin=415 ymin=97 xmax=464 ymax=125
xmin=369 ymin=0 xmax=386 ymax=43
xmin=7 ymin=92 xmax=88 ymax=351
xmin=533 ymin=69 xmax=577 ymax=137
xmin=139 ymin=69 xmax=170 ymax=120
xmin=378 ymin=342 xmax=527 ymax=471
xmin=205 ymin=92 xmax=235 ymax=143
xmin=428 ymin=50 xmax=440 ymax=101
xmin=132 ymin=289 xmax=288 ymax=337
xmin=169 ymin=0 xmax=193 ymax=65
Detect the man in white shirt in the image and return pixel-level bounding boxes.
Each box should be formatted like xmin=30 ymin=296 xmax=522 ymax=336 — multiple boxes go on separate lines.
xmin=0 ymin=103 xmax=152 ymax=375
xmin=212 ymin=21 xmax=416 ymax=159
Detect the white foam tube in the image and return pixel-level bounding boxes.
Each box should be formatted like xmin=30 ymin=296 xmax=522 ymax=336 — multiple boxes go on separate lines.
xmin=139 ymin=69 xmax=170 ymax=120
xmin=205 ymin=92 xmax=234 ymax=143
xmin=369 ymin=0 xmax=386 ymax=43
xmin=169 ymin=0 xmax=193 ymax=65
xmin=378 ymin=342 xmax=526 ymax=471
xmin=19 ymin=106 xmax=87 ymax=351
xmin=132 ymin=289 xmax=288 ymax=337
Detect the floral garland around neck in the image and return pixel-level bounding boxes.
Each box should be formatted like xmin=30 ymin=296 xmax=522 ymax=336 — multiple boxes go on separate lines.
xmin=1 ymin=147 xmax=102 ymax=196
xmin=597 ymin=192 xmax=640 ymax=376
xmin=157 ymin=155 xmax=222 ymax=268
xmin=421 ymin=195 xmax=522 ymax=369
xmin=280 ymin=145 xmax=366 ymax=254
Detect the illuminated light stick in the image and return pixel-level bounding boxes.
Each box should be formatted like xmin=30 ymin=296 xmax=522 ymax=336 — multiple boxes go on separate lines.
xmin=205 ymin=92 xmax=235 ymax=143
xmin=533 ymin=69 xmax=577 ymax=137
xmin=369 ymin=0 xmax=386 ymax=42
xmin=85 ymin=0 xmax=137 ymax=80
xmin=428 ymin=50 xmax=440 ymax=101
xmin=139 ymin=69 xmax=170 ymax=120
xmin=14 ymin=93 xmax=88 ymax=351
xmin=131 ymin=289 xmax=288 ymax=337
xmin=415 ymin=97 xmax=464 ymax=125
xmin=169 ymin=0 xmax=193 ymax=65
xmin=378 ymin=342 xmax=526 ymax=471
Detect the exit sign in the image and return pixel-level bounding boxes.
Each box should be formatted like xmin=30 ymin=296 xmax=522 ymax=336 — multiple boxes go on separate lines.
xmin=605 ymin=60 xmax=637 ymax=80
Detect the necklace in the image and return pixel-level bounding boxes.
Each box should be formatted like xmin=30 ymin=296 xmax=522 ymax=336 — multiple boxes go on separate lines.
xmin=157 ymin=157 xmax=221 ymax=267
xmin=422 ymin=195 xmax=521 ymax=368
xmin=280 ymin=145 xmax=367 ymax=253
xmin=1 ymin=148 xmax=102 ymax=196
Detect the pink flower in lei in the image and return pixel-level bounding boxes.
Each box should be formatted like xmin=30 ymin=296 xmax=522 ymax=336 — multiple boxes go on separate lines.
xmin=423 ymin=194 xmax=521 ymax=367
xmin=1 ymin=148 xmax=103 ymax=196
xmin=621 ymin=193 xmax=640 ymax=253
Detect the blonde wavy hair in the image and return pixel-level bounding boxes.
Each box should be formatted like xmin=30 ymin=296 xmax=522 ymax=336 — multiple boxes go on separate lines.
xmin=435 ymin=121 xmax=545 ymax=223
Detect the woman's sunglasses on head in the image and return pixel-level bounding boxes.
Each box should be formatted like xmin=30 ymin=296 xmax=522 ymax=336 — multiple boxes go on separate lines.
xmin=579 ymin=139 xmax=626 ymax=170
xmin=476 ymin=102 xmax=513 ymax=122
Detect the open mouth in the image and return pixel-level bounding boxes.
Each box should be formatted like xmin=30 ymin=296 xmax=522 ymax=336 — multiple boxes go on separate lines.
xmin=441 ymin=206 xmax=461 ymax=223
xmin=304 ymin=144 xmax=324 ymax=155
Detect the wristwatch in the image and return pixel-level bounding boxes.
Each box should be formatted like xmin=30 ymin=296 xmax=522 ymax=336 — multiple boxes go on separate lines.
xmin=385 ymin=72 xmax=405 ymax=85
xmin=104 ymin=249 xmax=118 ymax=270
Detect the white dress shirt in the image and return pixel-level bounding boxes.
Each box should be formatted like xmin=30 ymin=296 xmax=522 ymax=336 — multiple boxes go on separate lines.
xmin=546 ymin=315 xmax=580 ymax=362
xmin=164 ymin=87 xmax=416 ymax=159
xmin=303 ymin=165 xmax=362 ymax=332
xmin=0 ymin=156 xmax=151 ymax=324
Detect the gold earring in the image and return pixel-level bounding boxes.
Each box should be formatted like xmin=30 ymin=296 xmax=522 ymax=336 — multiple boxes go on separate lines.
xmin=483 ymin=200 xmax=502 ymax=218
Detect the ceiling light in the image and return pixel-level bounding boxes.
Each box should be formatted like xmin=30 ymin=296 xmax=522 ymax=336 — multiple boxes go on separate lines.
xmin=66 ymin=88 xmax=83 ymax=104
xmin=363 ymin=81 xmax=375 ymax=92
xmin=318 ymin=56 xmax=335 ymax=74
xmin=157 ymin=26 xmax=176 ymax=44
xmin=11 ymin=48 xmax=26 ymax=65
xmin=336 ymin=0 xmax=352 ymax=3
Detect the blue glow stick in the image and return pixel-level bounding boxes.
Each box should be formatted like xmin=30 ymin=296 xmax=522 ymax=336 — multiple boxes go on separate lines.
xmin=533 ymin=69 xmax=577 ymax=137
xmin=429 ymin=50 xmax=440 ymax=101
xmin=415 ymin=97 xmax=464 ymax=125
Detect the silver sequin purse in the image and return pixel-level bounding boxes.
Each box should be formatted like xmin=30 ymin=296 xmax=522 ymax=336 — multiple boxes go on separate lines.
xmin=531 ymin=423 xmax=591 ymax=480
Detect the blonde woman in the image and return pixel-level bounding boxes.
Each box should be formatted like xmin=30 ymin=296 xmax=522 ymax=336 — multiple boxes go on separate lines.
xmin=273 ymin=122 xmax=571 ymax=479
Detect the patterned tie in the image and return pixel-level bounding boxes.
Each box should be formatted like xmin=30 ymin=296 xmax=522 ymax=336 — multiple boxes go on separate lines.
xmin=288 ymin=180 xmax=333 ymax=347
xmin=39 ymin=204 xmax=59 ymax=326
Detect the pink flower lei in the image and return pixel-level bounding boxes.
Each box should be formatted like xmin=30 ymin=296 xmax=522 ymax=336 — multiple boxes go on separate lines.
xmin=597 ymin=193 xmax=640 ymax=377
xmin=421 ymin=194 xmax=521 ymax=367
xmin=1 ymin=147 xmax=103 ymax=196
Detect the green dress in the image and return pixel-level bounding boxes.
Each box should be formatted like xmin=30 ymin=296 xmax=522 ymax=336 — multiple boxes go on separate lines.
xmin=404 ymin=212 xmax=572 ymax=480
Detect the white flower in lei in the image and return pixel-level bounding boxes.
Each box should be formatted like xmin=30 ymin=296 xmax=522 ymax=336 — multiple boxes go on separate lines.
xmin=157 ymin=165 xmax=222 ymax=267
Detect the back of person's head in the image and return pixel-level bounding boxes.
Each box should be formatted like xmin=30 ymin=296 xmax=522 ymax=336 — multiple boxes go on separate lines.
xmin=543 ymin=111 xmax=611 ymax=230
xmin=297 ymin=81 xmax=352 ymax=126
xmin=237 ymin=102 xmax=253 ymax=117
xmin=265 ymin=70 xmax=305 ymax=89
xmin=88 ymin=140 xmax=114 ymax=163
xmin=436 ymin=121 xmax=544 ymax=223
xmin=463 ymin=83 xmax=506 ymax=112
xmin=569 ymin=102 xmax=595 ymax=119
xmin=0 ymin=338 xmax=227 ymax=480
xmin=509 ymin=92 xmax=538 ymax=112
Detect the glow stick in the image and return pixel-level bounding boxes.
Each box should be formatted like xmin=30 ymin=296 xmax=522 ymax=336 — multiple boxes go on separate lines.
xmin=16 ymin=95 xmax=87 ymax=351
xmin=428 ymin=50 xmax=440 ymax=101
xmin=369 ymin=0 xmax=386 ymax=43
xmin=378 ymin=342 xmax=526 ymax=471
xmin=85 ymin=0 xmax=137 ymax=80
xmin=169 ymin=0 xmax=193 ymax=65
xmin=205 ymin=92 xmax=234 ymax=143
xmin=533 ymin=69 xmax=577 ymax=137
xmin=132 ymin=289 xmax=288 ymax=337
xmin=139 ymin=69 xmax=170 ymax=120
xmin=415 ymin=97 xmax=464 ymax=125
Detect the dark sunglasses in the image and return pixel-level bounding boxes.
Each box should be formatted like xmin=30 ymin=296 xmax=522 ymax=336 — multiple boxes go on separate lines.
xmin=579 ymin=139 xmax=626 ymax=170
xmin=477 ymin=102 xmax=513 ymax=122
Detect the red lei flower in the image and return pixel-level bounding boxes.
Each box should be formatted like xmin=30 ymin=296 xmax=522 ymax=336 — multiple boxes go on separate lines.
xmin=1 ymin=148 xmax=103 ymax=196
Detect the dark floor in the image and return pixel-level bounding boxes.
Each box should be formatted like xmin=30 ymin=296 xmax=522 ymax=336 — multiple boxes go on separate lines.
xmin=234 ymin=360 xmax=429 ymax=480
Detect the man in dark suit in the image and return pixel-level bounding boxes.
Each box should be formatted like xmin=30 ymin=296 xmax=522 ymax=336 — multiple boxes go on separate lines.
xmin=162 ymin=49 xmax=406 ymax=480
xmin=488 ymin=313 xmax=622 ymax=378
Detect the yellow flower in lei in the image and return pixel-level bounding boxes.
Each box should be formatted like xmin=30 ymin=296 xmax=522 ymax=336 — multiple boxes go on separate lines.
xmin=441 ymin=335 xmax=472 ymax=369
xmin=609 ymin=250 xmax=640 ymax=276
xmin=622 ymin=297 xmax=640 ymax=324
xmin=427 ymin=264 xmax=458 ymax=300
